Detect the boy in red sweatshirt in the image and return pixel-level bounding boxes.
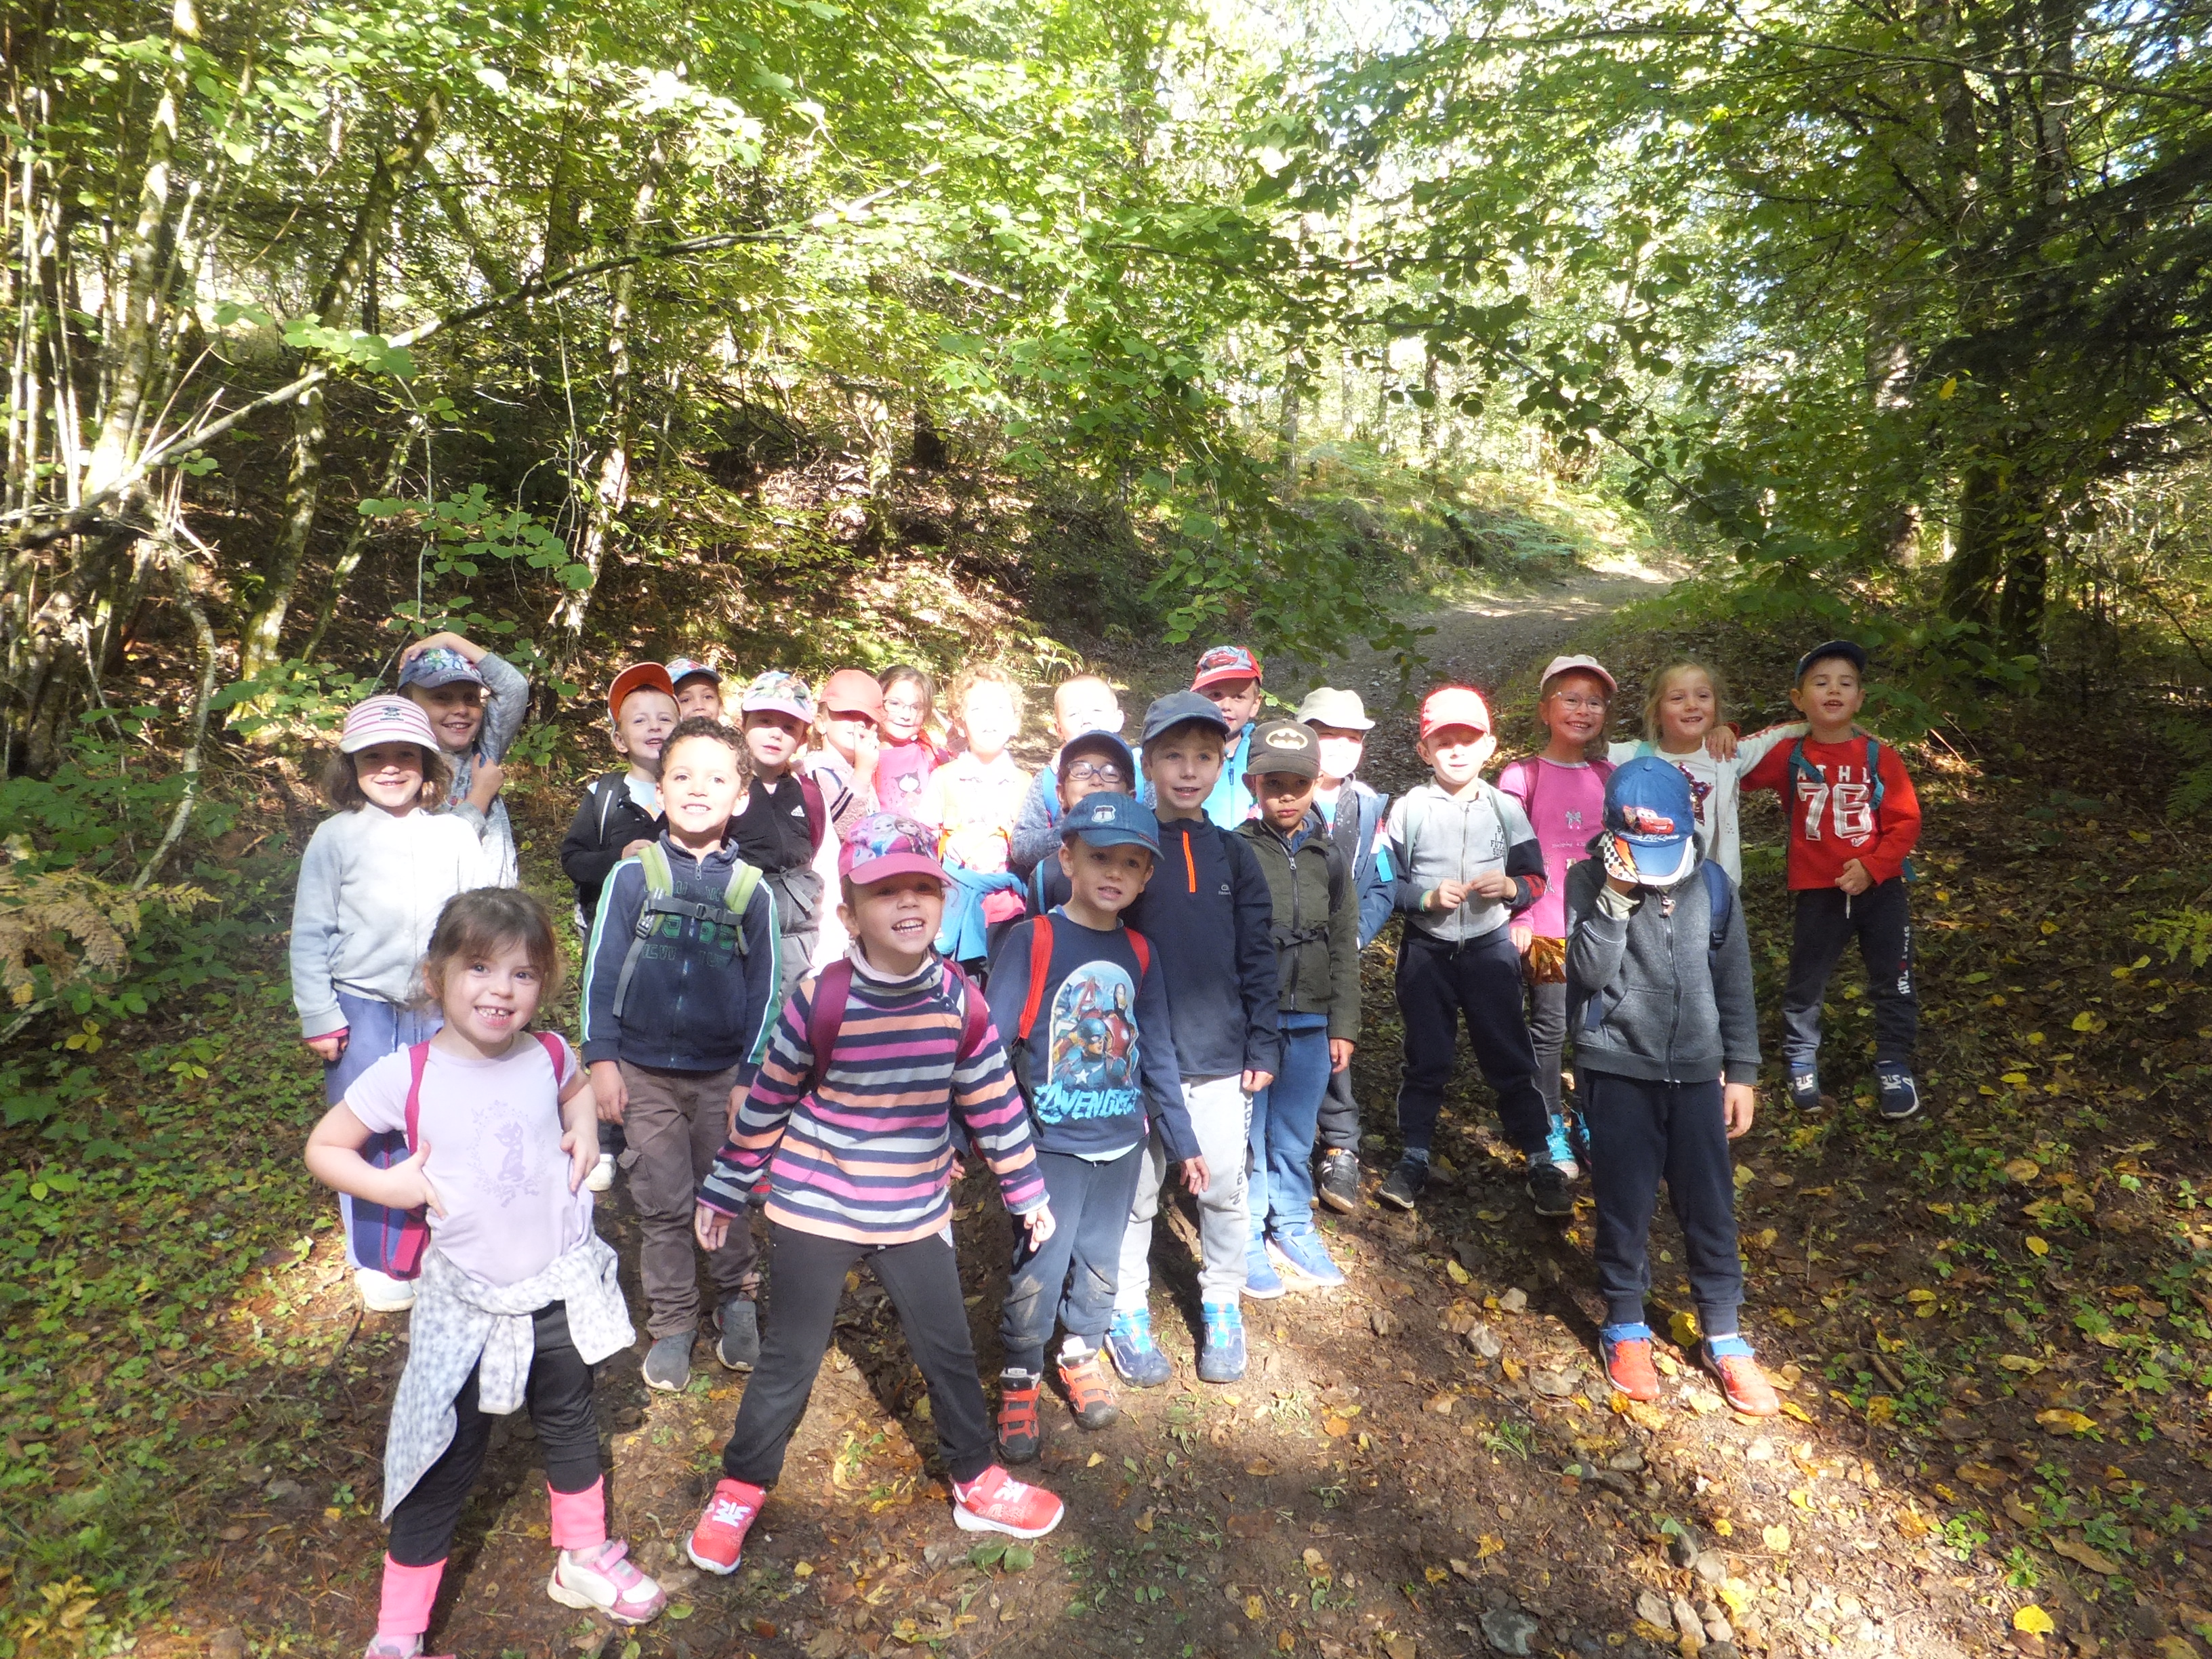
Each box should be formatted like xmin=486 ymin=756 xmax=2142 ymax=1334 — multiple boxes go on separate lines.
xmin=1742 ymin=640 xmax=1923 ymax=1120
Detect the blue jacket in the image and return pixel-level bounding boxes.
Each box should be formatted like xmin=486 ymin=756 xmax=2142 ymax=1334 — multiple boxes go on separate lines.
xmin=1122 ymin=815 xmax=1280 ymax=1080
xmin=580 ymin=834 xmax=781 ymax=1071
xmin=1317 ymin=779 xmax=1393 ymax=948
xmin=1201 ymin=724 xmax=1256 ymax=829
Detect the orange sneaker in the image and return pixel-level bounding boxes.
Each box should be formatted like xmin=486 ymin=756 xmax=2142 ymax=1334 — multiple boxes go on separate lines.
xmin=1057 ymin=1352 xmax=1120 ymax=1429
xmin=951 ymin=1465 xmax=1065 ymax=1538
xmin=997 ymin=1370 xmax=1041 ymax=1465
xmin=1704 ymin=1343 xmax=1780 ymax=1417
xmin=1602 ymin=1327 xmax=1662 ymax=1402
xmin=686 ymin=1477 xmax=764 ymax=1575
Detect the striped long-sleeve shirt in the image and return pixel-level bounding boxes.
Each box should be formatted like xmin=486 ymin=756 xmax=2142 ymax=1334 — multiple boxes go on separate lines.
xmin=696 ymin=951 xmax=1046 ymax=1245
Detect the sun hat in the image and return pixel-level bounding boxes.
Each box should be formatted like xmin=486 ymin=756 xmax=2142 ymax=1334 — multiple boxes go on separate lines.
xmin=340 ymin=695 xmax=441 ymax=754
xmin=1141 ymin=691 xmax=1233 ymax=744
xmin=741 ymin=670 xmax=815 ymax=723
xmin=1795 ymin=639 xmax=1869 ymax=682
xmin=1418 ymin=686 xmax=1493 ymax=740
xmin=1061 ymin=791 xmax=1161 ymax=853
xmin=396 ymin=647 xmax=485 ymax=692
xmin=1191 ymin=644 xmax=1263 ymax=691
xmin=607 ymin=662 xmax=678 ymax=721
xmin=1058 ymin=731 xmax=1136 ymax=782
xmin=1601 ymin=756 xmax=1700 ymax=887
xmin=1244 ymin=718 xmax=1321 ymax=780
xmin=1538 ymin=655 xmax=1617 ymax=697
xmin=840 ymin=813 xmax=948 ymax=887
xmin=821 ymin=669 xmax=886 ymax=721
xmin=664 ymin=657 xmax=722 ymax=690
xmin=1295 ymin=687 xmax=1374 ymax=731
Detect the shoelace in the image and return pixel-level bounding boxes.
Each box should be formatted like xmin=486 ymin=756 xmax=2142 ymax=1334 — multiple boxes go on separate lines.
xmin=709 ymin=1495 xmax=755 ymax=1527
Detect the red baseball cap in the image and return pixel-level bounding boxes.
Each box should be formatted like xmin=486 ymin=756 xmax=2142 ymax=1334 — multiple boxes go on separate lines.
xmin=1191 ymin=644 xmax=1262 ymax=691
xmin=608 ymin=662 xmax=678 ymax=721
xmin=838 ymin=813 xmax=948 ymax=888
xmin=821 ymin=668 xmax=886 ymax=721
xmin=1418 ymin=686 xmax=1493 ymax=740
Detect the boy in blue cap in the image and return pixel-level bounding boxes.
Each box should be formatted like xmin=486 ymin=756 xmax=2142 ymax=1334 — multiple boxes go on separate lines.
xmin=1563 ymin=757 xmax=1776 ymax=1417
xmin=985 ymin=792 xmax=1205 ymax=1459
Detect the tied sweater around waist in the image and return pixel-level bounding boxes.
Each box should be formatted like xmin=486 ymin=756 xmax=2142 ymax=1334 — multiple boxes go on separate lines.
xmin=697 ymin=948 xmax=1045 ymax=1244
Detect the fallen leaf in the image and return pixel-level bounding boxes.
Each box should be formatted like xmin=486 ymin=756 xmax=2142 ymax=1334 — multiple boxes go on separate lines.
xmin=1134 ymin=1508 xmax=1153 ymax=1533
xmin=1476 ymin=1208 xmax=1506 ymax=1222
xmin=1500 ymin=1357 xmax=1523 ymax=1382
xmin=1997 ymin=1354 xmax=2045 ymax=1373
xmin=1446 ymin=1258 xmax=1471 ymax=1284
xmin=1780 ymin=1401 xmax=1814 ymax=1423
xmin=1087 ymin=1452 xmax=1105 ymax=1467
xmin=2036 ymin=1409 xmax=2096 ymax=1436
xmin=1278 ymin=1633 xmax=1296 ymax=1653
xmin=793 ymin=1561 xmax=815 ymax=1578
xmin=2003 ymin=1158 xmax=2042 ymax=1183
xmin=2049 ymin=1536 xmax=2121 ymax=1575
xmin=1323 ymin=1415 xmax=1351 ymax=1436
xmin=2026 ymin=1236 xmax=2050 ymax=1257
xmin=1247 ymin=1458 xmax=1277 ymax=1477
xmin=1669 ymin=1310 xmax=1702 ymax=1347
xmin=2013 ymin=1605 xmax=2055 ymax=1634
xmin=1474 ymin=1533 xmax=1505 ymax=1559
xmin=1957 ymin=1463 xmax=2010 ymax=1490
xmin=1303 ymin=1547 xmax=1329 ymax=1573
xmin=1381 ymin=1635 xmax=1416 ymax=1659
xmin=1761 ymin=1524 xmax=1792 ymax=1553
xmin=1425 ymin=1565 xmax=1450 ymax=1584
xmin=1245 ymin=1595 xmax=1266 ymax=1622
xmin=1685 ymin=1389 xmax=1722 ymax=1416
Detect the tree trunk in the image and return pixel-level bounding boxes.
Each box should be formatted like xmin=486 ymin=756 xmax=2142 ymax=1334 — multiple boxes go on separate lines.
xmin=1943 ymin=459 xmax=2048 ymax=649
xmin=237 ymin=89 xmax=445 ymax=684
xmin=301 ymin=416 xmax=417 ymax=663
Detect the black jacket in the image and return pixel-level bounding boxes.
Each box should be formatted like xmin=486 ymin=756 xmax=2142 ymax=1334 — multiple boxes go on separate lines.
xmin=1122 ymin=816 xmax=1281 ymax=1081
xmin=560 ymin=773 xmax=662 ymax=926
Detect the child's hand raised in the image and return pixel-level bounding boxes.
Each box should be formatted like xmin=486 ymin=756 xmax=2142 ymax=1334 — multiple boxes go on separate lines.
xmin=695 ymin=1204 xmax=731 ymax=1251
xmin=560 ymin=1123 xmax=596 ymax=1193
xmin=1704 ymin=726 xmax=1740 ymax=760
xmin=305 ymin=1029 xmax=349 ymax=1063
xmin=386 ymin=1139 xmax=447 ymax=1217
xmin=1179 ymin=1156 xmax=1212 ymax=1196
xmin=590 ymin=1060 xmax=628 ymax=1123
xmin=466 ymin=759 xmax=506 ymax=811
xmin=1021 ymin=1202 xmax=1056 ymax=1246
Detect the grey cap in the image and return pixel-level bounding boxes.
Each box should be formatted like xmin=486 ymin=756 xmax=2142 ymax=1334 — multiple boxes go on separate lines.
xmin=1141 ymin=691 xmax=1231 ymax=744
xmin=1295 ymin=686 xmax=1374 ymax=731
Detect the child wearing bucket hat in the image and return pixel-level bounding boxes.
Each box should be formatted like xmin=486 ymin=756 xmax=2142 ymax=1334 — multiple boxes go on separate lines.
xmin=1562 ymin=756 xmax=1775 ymax=1416
xmin=289 ymin=696 xmax=493 ymax=1313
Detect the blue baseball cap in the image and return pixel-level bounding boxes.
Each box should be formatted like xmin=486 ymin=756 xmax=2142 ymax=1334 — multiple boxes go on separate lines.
xmin=1061 ymin=790 xmax=1161 ymax=854
xmin=1141 ymin=690 xmax=1231 ymax=745
xmin=1602 ymin=756 xmax=1699 ymax=887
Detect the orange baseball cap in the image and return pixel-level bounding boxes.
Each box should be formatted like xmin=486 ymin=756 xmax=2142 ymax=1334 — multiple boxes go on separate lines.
xmin=1418 ymin=686 xmax=1492 ymax=740
xmin=607 ymin=661 xmax=677 ymax=721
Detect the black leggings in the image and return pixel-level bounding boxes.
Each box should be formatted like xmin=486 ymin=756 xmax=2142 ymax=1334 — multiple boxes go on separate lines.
xmin=388 ymin=1302 xmax=602 ymax=1567
xmin=720 ymin=1223 xmax=995 ymax=1488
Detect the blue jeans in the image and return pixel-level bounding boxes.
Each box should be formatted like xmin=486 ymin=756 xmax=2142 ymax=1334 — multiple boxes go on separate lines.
xmin=1000 ymin=1145 xmax=1146 ymax=1374
xmin=326 ymin=989 xmax=443 ymax=1269
xmin=1248 ymin=1013 xmax=1332 ymax=1242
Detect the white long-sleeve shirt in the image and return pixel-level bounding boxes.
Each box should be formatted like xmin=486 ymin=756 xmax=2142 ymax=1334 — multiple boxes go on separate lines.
xmin=1605 ymin=724 xmax=1805 ymax=882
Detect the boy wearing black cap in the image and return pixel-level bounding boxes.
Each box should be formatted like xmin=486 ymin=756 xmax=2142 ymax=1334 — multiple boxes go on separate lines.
xmin=985 ymin=793 xmax=1204 ymax=1460
xmin=1741 ymin=640 xmax=1923 ymax=1120
xmin=1564 ymin=756 xmax=1774 ymax=1416
xmin=1235 ymin=720 xmax=1359 ymax=1294
xmin=1107 ymin=692 xmax=1279 ymax=1389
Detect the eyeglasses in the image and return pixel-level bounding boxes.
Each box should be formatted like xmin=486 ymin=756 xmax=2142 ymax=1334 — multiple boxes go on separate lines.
xmin=1550 ymin=696 xmax=1609 ymax=712
xmin=884 ymin=697 xmax=926 ymax=714
xmin=1064 ymin=762 xmax=1126 ymax=784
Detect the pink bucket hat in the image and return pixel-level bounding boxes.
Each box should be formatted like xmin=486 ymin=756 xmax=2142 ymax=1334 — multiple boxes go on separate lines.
xmin=340 ymin=695 xmax=440 ymax=754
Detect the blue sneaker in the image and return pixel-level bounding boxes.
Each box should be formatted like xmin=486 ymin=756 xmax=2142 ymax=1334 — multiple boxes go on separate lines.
xmin=1875 ymin=1063 xmax=1921 ymax=1122
xmin=1786 ymin=1068 xmax=1822 ymax=1112
xmin=1105 ymin=1309 xmax=1172 ymax=1389
xmin=1268 ymin=1229 xmax=1345 ymax=1289
xmin=1243 ymin=1239 xmax=1286 ymax=1300
xmin=1197 ymin=1300 xmax=1246 ymax=1383
xmin=1543 ymin=1113 xmax=1581 ymax=1181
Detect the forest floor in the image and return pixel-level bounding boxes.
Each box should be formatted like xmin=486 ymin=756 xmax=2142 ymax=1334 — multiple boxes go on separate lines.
xmin=9 ymin=556 xmax=2212 ymax=1659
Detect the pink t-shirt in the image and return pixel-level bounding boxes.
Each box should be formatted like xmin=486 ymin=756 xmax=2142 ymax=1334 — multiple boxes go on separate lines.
xmin=1496 ymin=756 xmax=1612 ymax=940
xmin=875 ymin=738 xmax=942 ymax=811
xmin=348 ymin=1033 xmax=590 ymax=1287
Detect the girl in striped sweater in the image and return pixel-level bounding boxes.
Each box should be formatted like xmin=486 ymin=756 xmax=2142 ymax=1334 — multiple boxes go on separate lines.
xmin=685 ymin=815 xmax=1065 ymax=1571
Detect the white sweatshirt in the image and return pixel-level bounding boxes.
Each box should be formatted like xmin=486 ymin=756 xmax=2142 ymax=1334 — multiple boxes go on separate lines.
xmin=1606 ymin=723 xmax=1805 ymax=882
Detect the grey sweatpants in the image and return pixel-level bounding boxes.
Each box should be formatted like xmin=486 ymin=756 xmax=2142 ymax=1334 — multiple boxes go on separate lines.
xmin=1114 ymin=1073 xmax=1252 ymax=1312
xmin=621 ymin=1061 xmax=759 ymax=1338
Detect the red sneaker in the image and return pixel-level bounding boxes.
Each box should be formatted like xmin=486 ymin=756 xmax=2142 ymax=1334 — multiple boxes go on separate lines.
xmin=1057 ymin=1353 xmax=1120 ymax=1429
xmin=997 ymin=1370 xmax=1042 ymax=1465
xmin=1603 ymin=1334 xmax=1662 ymax=1403
xmin=1706 ymin=1348 xmax=1780 ymax=1418
xmin=687 ymin=1477 xmax=764 ymax=1575
xmin=951 ymin=1465 xmax=1065 ymax=1539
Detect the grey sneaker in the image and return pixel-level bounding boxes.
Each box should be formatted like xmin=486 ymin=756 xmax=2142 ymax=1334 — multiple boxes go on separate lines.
xmin=1316 ymin=1149 xmax=1360 ymax=1214
xmin=642 ymin=1332 xmax=693 ymax=1393
xmin=1377 ymin=1155 xmax=1427 ymax=1212
xmin=715 ymin=1296 xmax=760 ymax=1371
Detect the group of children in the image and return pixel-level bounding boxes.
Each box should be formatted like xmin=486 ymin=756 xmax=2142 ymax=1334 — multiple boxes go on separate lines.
xmin=287 ymin=633 xmax=1922 ymax=1657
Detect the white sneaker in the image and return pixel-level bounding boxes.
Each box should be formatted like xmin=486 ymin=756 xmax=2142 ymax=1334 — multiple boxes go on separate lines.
xmin=586 ymin=1153 xmax=616 ymax=1193
xmin=355 ymin=1267 xmax=416 ymax=1313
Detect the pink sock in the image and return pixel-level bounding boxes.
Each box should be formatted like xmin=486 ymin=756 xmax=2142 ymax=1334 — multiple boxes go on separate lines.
xmin=548 ymin=1478 xmax=607 ymax=1553
xmin=376 ymin=1556 xmax=443 ymax=1639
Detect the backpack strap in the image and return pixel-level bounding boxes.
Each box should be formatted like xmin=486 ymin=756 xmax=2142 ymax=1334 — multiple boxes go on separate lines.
xmin=1864 ymin=735 xmax=1885 ymax=813
xmin=722 ymin=861 xmax=763 ymax=956
xmin=802 ymin=960 xmax=855 ymax=1097
xmin=402 ymin=1040 xmax=432 ymax=1153
xmin=594 ymin=774 xmax=623 ymax=841
xmin=1700 ymin=859 xmax=1732 ymax=960
xmin=946 ymin=960 xmax=991 ymax=1059
xmin=1017 ymin=916 xmax=1054 ymax=1041
xmin=799 ymin=775 xmax=828 ymax=853
xmin=1126 ymin=926 xmax=1151 ymax=982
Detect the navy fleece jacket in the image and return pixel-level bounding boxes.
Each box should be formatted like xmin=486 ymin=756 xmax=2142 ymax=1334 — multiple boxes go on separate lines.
xmin=1121 ymin=815 xmax=1280 ymax=1081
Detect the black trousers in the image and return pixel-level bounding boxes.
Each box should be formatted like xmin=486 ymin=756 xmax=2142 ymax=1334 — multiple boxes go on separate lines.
xmin=1000 ymin=1146 xmax=1145 ymax=1374
xmin=1525 ymin=975 xmax=1567 ymax=1119
xmin=720 ymin=1223 xmax=995 ymax=1488
xmin=388 ymin=1303 xmax=602 ymax=1567
xmin=1316 ymin=1065 xmax=1359 ymax=1153
xmin=1393 ymin=928 xmax=1549 ymax=1158
xmin=1782 ymin=880 xmax=1917 ymax=1073
xmin=1579 ymin=1073 xmax=1742 ymax=1334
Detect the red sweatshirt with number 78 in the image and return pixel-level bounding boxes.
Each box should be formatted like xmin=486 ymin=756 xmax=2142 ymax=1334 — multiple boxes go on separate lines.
xmin=1741 ymin=735 xmax=1921 ymax=890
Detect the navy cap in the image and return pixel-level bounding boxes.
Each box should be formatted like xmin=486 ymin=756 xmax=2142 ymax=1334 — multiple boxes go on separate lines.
xmin=1602 ymin=756 xmax=1700 ymax=887
xmin=1061 ymin=790 xmax=1161 ymax=854
xmin=1795 ymin=638 xmax=1868 ymax=682
xmin=1141 ymin=691 xmax=1231 ymax=745
xmin=1058 ymin=730 xmax=1136 ymax=783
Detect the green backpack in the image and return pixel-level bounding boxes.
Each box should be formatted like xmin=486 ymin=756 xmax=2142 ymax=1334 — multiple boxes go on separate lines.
xmin=609 ymin=842 xmax=764 ymax=1019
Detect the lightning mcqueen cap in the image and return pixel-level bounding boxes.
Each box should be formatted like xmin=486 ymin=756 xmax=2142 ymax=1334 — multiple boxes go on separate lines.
xmin=1601 ymin=755 xmax=1700 ymax=887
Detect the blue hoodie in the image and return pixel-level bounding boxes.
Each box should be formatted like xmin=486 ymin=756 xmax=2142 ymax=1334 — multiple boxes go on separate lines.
xmin=1317 ymin=777 xmax=1393 ymax=948
xmin=580 ymin=833 xmax=781 ymax=1071
xmin=1121 ymin=815 xmax=1280 ymax=1081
